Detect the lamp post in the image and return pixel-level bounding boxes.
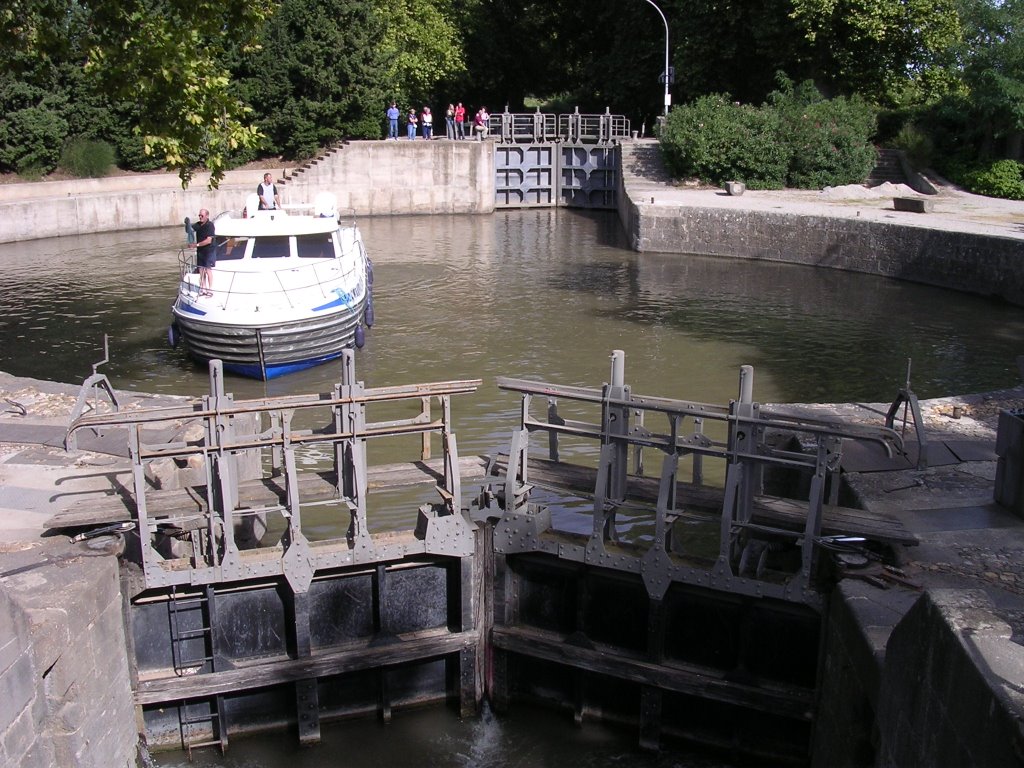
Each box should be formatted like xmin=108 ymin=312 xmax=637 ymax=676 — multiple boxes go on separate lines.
xmin=641 ymin=0 xmax=671 ymax=116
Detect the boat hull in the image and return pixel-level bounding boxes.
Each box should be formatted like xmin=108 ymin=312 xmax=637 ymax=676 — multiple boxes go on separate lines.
xmin=171 ymin=300 xmax=367 ymax=380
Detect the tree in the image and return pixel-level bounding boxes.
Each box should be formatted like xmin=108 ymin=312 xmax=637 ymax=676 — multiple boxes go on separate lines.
xmin=955 ymin=0 xmax=1024 ymax=158
xmin=376 ymin=0 xmax=467 ymax=107
xmin=233 ymin=0 xmax=388 ymax=158
xmin=789 ymin=0 xmax=962 ymax=104
xmin=84 ymin=0 xmax=270 ymax=186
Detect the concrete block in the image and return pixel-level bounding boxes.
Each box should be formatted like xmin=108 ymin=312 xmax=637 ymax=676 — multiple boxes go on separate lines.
xmin=893 ymin=196 xmax=934 ymax=213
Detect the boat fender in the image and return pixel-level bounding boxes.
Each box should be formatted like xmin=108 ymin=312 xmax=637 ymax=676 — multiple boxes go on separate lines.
xmin=364 ymin=294 xmax=375 ymax=328
xmin=168 ymin=324 xmax=181 ymax=348
xmin=366 ymin=258 xmax=374 ymax=287
xmin=354 ymin=324 xmax=365 ymax=349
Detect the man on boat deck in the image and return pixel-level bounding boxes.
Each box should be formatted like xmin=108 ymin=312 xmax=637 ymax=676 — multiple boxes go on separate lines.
xmin=257 ymin=172 xmax=281 ymax=210
xmin=188 ymin=209 xmax=216 ymax=297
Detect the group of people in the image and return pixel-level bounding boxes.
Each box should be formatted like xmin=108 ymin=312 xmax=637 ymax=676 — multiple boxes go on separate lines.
xmin=386 ymin=102 xmax=490 ymax=141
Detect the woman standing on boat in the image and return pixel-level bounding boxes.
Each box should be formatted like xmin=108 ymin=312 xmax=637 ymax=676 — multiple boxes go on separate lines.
xmin=188 ymin=209 xmax=216 ymax=297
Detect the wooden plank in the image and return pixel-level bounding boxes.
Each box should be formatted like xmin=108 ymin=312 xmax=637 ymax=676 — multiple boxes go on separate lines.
xmin=136 ymin=629 xmax=475 ymax=704
xmin=492 ymin=456 xmax=916 ymax=546
xmin=492 ymin=625 xmax=813 ymax=720
xmin=45 ymin=455 xmax=488 ymax=530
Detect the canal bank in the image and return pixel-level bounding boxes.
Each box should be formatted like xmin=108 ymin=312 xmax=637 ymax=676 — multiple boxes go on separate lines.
xmin=2 ymin=361 xmax=1024 ymax=765
xmin=0 ymin=143 xmax=1019 ymax=765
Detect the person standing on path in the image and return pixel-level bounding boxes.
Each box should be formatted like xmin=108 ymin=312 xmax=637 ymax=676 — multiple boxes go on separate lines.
xmin=455 ymin=103 xmax=466 ymax=139
xmin=386 ymin=102 xmax=400 ymax=139
xmin=445 ymin=104 xmax=456 ymax=140
xmin=406 ymin=108 xmax=418 ymax=139
xmin=188 ymin=208 xmax=216 ymax=297
xmin=421 ymin=106 xmax=433 ymax=140
xmin=257 ymin=173 xmax=281 ymax=210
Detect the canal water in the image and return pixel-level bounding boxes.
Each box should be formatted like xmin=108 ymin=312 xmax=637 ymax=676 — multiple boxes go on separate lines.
xmin=3 ymin=208 xmax=1024 ymax=766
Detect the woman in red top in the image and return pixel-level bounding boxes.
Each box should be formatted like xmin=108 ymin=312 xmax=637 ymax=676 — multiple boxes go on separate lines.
xmin=454 ymin=103 xmax=466 ymax=140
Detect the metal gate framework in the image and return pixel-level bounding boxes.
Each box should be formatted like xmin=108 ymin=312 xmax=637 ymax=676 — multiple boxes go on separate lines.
xmin=491 ymin=109 xmax=628 ymax=209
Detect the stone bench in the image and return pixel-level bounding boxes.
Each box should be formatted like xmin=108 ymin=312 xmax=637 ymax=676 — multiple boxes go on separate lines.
xmin=893 ymin=196 xmax=935 ymax=214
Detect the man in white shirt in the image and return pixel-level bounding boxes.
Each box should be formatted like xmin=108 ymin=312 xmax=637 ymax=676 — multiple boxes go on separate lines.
xmin=257 ymin=173 xmax=281 ymax=210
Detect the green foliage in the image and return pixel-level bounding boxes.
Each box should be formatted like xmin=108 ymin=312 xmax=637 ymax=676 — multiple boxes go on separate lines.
xmin=235 ymin=0 xmax=388 ymax=159
xmin=376 ymin=0 xmax=466 ymax=106
xmin=960 ymin=160 xmax=1024 ymax=200
xmin=772 ymin=79 xmax=878 ymax=188
xmin=59 ymin=138 xmax=116 ymax=177
xmin=0 ymin=78 xmax=67 ymax=174
xmin=660 ymin=82 xmax=877 ymax=189
xmin=789 ymin=0 xmax=962 ymax=104
xmin=889 ymin=123 xmax=935 ymax=168
xmin=660 ymin=94 xmax=788 ymax=189
xmin=85 ymin=0 xmax=270 ymax=187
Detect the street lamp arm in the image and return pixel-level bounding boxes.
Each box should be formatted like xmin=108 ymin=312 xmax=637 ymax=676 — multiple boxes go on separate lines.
xmin=640 ymin=0 xmax=671 ymax=116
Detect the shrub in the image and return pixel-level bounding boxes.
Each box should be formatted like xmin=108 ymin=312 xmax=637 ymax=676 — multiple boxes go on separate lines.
xmin=659 ymin=80 xmax=878 ymax=190
xmin=660 ymin=94 xmax=788 ymax=189
xmin=59 ymin=138 xmax=117 ymax=178
xmin=0 ymin=80 xmax=68 ymax=176
xmin=771 ymin=79 xmax=878 ymax=189
xmin=962 ymin=160 xmax=1024 ymax=200
xmin=890 ymin=123 xmax=934 ymax=168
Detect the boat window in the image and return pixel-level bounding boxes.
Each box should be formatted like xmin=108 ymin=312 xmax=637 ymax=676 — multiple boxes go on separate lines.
xmin=251 ymin=236 xmax=291 ymax=259
xmin=216 ymin=237 xmax=247 ymax=261
xmin=296 ymin=234 xmax=336 ymax=259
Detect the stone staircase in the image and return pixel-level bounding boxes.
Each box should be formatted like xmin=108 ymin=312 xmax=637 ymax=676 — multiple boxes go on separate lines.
xmin=867 ymin=148 xmax=908 ymax=187
xmin=620 ymin=140 xmax=673 ymax=186
xmin=279 ymin=143 xmax=346 ymax=188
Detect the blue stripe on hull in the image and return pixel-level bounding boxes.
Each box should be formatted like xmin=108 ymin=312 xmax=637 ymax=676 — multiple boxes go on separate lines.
xmin=221 ymin=351 xmax=346 ymax=380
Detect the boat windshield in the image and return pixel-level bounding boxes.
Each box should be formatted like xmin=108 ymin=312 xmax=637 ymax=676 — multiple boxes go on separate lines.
xmin=218 ymin=237 xmax=246 ymax=261
xmin=246 ymin=234 xmax=336 ymax=259
xmin=297 ymin=233 xmax=336 ymax=259
xmin=251 ymin=236 xmax=291 ymax=259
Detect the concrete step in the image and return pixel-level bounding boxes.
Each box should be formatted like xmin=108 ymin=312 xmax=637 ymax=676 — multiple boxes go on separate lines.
xmin=622 ymin=141 xmax=673 ymax=184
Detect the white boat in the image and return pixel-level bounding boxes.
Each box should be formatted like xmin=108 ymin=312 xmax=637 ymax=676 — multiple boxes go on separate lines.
xmin=169 ymin=192 xmax=373 ymax=380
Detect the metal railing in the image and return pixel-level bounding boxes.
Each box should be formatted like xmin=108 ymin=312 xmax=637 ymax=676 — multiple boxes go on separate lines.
xmin=66 ymin=350 xmax=481 ymax=590
xmin=476 ymin=350 xmax=905 ymax=606
xmin=489 ymin=108 xmax=631 ymax=145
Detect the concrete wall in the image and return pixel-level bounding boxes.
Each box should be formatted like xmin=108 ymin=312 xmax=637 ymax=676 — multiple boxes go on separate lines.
xmin=282 ymin=140 xmax=495 ymax=216
xmin=617 ymin=195 xmax=1024 ymax=307
xmin=0 ymin=141 xmax=495 ymax=244
xmin=814 ymin=584 xmax=1024 ymax=767
xmin=0 ymin=169 xmax=270 ymax=244
xmin=0 ymin=544 xmax=137 ymax=767
xmin=875 ymin=589 xmax=1024 ymax=767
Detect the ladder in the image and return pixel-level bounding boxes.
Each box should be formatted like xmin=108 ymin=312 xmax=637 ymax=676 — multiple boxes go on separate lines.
xmin=169 ymin=586 xmax=228 ymax=756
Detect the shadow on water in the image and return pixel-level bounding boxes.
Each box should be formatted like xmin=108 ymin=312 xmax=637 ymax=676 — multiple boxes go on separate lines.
xmin=2 ymin=209 xmax=1023 ymax=766
xmin=151 ymin=701 xmax=734 ymax=768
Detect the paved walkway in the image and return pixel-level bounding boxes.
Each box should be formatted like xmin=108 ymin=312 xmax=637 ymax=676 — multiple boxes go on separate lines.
xmin=624 ymin=140 xmax=1024 ymax=243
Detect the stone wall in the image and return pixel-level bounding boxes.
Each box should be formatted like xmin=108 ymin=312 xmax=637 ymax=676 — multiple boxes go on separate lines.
xmin=282 ymin=140 xmax=495 ymax=216
xmin=0 ymin=542 xmax=137 ymax=767
xmin=618 ymin=198 xmax=1024 ymax=307
xmin=0 ymin=141 xmax=495 ymax=244
xmin=876 ymin=589 xmax=1024 ymax=767
xmin=0 ymin=169 xmax=269 ymax=244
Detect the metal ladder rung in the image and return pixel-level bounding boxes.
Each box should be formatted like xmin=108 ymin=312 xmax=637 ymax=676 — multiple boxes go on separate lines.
xmin=181 ymin=711 xmax=222 ymax=727
xmin=173 ymin=628 xmax=211 ymax=640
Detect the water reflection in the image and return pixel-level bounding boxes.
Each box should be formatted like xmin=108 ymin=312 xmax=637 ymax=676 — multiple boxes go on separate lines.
xmin=4 ymin=208 xmax=1022 ymax=766
xmin=2 ymin=209 xmax=1020 ymax=445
